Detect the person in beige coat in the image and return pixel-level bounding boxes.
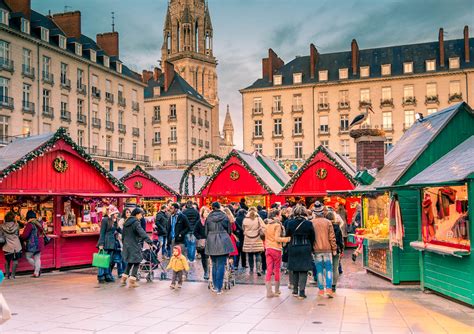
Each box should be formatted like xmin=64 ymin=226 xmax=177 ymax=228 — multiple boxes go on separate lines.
xmin=242 ymin=207 xmax=265 ymax=276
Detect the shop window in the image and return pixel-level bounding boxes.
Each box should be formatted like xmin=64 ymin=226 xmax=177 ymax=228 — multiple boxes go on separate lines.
xmin=421 ymin=186 xmax=470 ymax=250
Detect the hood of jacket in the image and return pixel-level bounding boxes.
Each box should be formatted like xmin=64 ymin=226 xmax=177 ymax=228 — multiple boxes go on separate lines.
xmin=266 ymin=217 xmax=281 ymax=225
xmin=124 ymin=216 xmax=138 ymax=227
xmin=2 ymin=221 xmax=19 ymax=234
xmin=206 ymin=210 xmax=227 ymax=224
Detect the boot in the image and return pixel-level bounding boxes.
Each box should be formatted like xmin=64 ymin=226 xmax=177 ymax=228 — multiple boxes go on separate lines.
xmin=11 ymin=262 xmax=17 ymax=279
xmin=4 ymin=262 xmax=9 ymax=279
xmin=274 ymin=281 xmax=281 ymax=296
xmin=256 ymin=258 xmax=263 ymax=276
xmin=120 ymin=274 xmax=128 ymax=286
xmin=298 ymin=290 xmax=307 ymax=300
xmin=128 ymin=276 xmax=139 ymax=288
xmin=265 ymin=282 xmax=275 ymax=298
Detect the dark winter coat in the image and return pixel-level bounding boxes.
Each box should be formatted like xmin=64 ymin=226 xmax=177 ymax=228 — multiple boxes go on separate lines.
xmin=286 ymin=216 xmax=315 ymax=272
xmin=205 ymin=210 xmax=235 ymax=256
xmin=193 ymin=219 xmax=206 ymax=240
xmin=122 ymin=217 xmax=152 ymax=263
xmin=182 ymin=207 xmax=200 ymax=232
xmin=97 ymin=217 xmax=119 ymax=250
xmin=258 ymin=210 xmax=268 ymax=220
xmin=167 ymin=212 xmax=190 ymax=245
xmin=155 ymin=210 xmax=169 ymax=236
xmin=332 ymin=223 xmax=345 ymax=254
xmin=234 ymin=210 xmax=246 ymax=242
xmin=20 ymin=220 xmax=45 ymax=253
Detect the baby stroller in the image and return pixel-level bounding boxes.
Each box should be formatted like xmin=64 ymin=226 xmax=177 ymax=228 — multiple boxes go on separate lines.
xmin=208 ymin=256 xmax=235 ymax=290
xmin=138 ymin=243 xmax=167 ymax=282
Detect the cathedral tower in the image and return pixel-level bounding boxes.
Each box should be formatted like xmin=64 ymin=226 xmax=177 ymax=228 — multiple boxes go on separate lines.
xmin=161 ymin=0 xmax=220 ymax=154
xmin=220 ymin=105 xmax=234 ymax=156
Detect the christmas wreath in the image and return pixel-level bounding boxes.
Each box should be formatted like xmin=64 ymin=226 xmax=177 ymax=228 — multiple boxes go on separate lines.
xmin=53 ymin=156 xmax=68 ymax=173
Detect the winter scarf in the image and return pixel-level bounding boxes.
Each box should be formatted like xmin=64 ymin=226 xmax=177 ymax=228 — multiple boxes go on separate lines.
xmin=436 ymin=187 xmax=457 ymax=219
xmin=421 ymin=195 xmax=435 ymax=241
xmin=389 ymin=196 xmax=404 ymax=250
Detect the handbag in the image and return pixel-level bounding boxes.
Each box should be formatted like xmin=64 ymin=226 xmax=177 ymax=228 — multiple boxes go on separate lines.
xmin=196 ymin=238 xmax=206 ymax=251
xmin=0 ymin=293 xmax=12 ymax=325
xmin=92 ymin=249 xmax=111 ymax=269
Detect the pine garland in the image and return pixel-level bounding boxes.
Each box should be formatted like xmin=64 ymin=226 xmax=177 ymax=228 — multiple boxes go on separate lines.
xmin=179 ymin=154 xmax=223 ymax=196
xmin=280 ymin=145 xmax=357 ymax=193
xmin=197 ymin=150 xmax=275 ymax=195
xmin=0 ymin=128 xmax=127 ymax=192
xmin=120 ymin=165 xmax=178 ymax=196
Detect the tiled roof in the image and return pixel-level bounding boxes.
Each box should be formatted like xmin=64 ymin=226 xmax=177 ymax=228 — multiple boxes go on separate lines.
xmin=243 ymin=38 xmax=474 ymax=90
xmin=144 ymin=72 xmax=211 ymax=106
xmin=406 ymin=136 xmax=474 ymax=185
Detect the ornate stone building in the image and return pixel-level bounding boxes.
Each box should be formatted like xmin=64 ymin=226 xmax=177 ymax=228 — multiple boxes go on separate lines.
xmin=219 ymin=105 xmax=234 ymax=156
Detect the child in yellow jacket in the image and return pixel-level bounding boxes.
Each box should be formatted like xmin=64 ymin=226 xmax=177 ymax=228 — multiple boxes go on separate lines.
xmin=167 ymin=246 xmax=190 ymax=289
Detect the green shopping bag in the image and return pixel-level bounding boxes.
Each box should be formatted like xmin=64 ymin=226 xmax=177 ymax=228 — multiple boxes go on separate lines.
xmin=92 ymin=250 xmax=111 ymax=268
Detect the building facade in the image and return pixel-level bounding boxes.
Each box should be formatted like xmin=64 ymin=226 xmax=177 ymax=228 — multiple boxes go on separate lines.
xmin=0 ymin=1 xmax=147 ymax=170
xmin=219 ymin=105 xmax=234 ymax=157
xmin=161 ymin=0 xmax=220 ymax=154
xmin=240 ymin=27 xmax=474 ymax=161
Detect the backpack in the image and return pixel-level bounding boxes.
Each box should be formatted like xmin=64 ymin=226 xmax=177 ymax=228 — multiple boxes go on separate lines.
xmin=26 ymin=224 xmax=40 ymax=253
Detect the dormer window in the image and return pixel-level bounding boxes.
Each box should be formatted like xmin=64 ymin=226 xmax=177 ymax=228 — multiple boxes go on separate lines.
xmin=403 ymin=62 xmax=413 ymax=74
xmin=116 ymin=62 xmax=122 ymax=74
xmin=449 ymin=57 xmax=460 ymax=69
xmin=360 ymin=66 xmax=370 ymax=78
xmin=75 ymin=43 xmax=82 ymax=56
xmin=426 ymin=59 xmax=436 ymax=71
xmin=319 ymin=70 xmax=328 ymax=81
xmin=273 ymin=74 xmax=282 ymax=85
xmin=21 ymin=18 xmax=30 ymax=34
xmin=339 ymin=68 xmax=348 ymax=80
xmin=293 ymin=73 xmax=302 ymax=84
xmin=40 ymin=28 xmax=49 ymax=42
xmin=0 ymin=10 xmax=9 ymax=26
xmin=103 ymin=56 xmax=110 ymax=68
xmin=381 ymin=64 xmax=391 ymax=76
xmin=90 ymin=50 xmax=96 ymax=62
xmin=58 ymin=36 xmax=67 ymax=49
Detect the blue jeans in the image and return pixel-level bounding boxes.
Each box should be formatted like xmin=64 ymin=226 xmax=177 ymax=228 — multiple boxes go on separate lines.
xmin=111 ymin=251 xmax=125 ymax=277
xmin=211 ymin=255 xmax=227 ymax=291
xmin=158 ymin=236 xmax=169 ymax=258
xmin=314 ymin=252 xmax=333 ymax=290
xmin=185 ymin=233 xmax=196 ymax=261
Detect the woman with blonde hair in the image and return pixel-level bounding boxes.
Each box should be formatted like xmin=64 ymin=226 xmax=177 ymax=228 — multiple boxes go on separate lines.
xmin=194 ymin=206 xmax=210 ymax=279
xmin=242 ymin=207 xmax=265 ymax=276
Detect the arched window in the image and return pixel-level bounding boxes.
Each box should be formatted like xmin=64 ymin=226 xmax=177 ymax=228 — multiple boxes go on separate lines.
xmin=195 ymin=21 xmax=199 ymax=52
xmin=176 ymin=22 xmax=180 ymax=52
xmin=166 ymin=32 xmax=171 ymax=54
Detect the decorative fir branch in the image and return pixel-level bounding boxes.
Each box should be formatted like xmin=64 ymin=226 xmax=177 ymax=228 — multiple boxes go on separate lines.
xmin=179 ymin=154 xmax=224 ymax=196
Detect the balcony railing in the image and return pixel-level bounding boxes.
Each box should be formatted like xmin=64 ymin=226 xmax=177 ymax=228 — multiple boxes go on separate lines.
xmin=92 ymin=87 xmax=101 ymax=99
xmin=252 ymin=132 xmax=263 ymax=139
xmin=318 ymin=128 xmax=330 ymax=135
xmin=380 ymin=98 xmax=394 ymax=108
xmin=77 ymin=83 xmax=87 ymax=95
xmin=359 ymin=100 xmax=372 ymax=109
xmin=425 ymin=95 xmax=439 ymax=104
xmin=132 ymin=101 xmax=140 ymax=111
xmin=338 ymin=126 xmax=349 ymax=134
xmin=118 ymin=124 xmax=126 ymax=133
xmin=402 ymin=96 xmax=416 ymax=106
xmin=448 ymin=93 xmax=463 ymax=103
xmin=85 ymin=147 xmax=149 ymax=163
xmin=272 ymin=131 xmax=283 ymax=138
xmin=291 ymin=105 xmax=303 ymax=113
xmin=60 ymin=110 xmax=71 ymax=122
xmin=318 ymin=103 xmax=330 ymax=111
xmin=205 ymin=120 xmax=210 ymax=128
xmin=60 ymin=78 xmax=71 ymax=90
xmin=292 ymin=129 xmax=304 ymax=137
xmin=106 ymin=121 xmax=115 ymax=131
xmin=132 ymin=127 xmax=140 ymax=137
xmin=0 ymin=96 xmax=13 ymax=109
xmin=118 ymin=96 xmax=126 ymax=107
xmin=92 ymin=117 xmax=101 ymax=129
xmin=198 ymin=118 xmax=203 ymax=126
xmin=152 ymin=138 xmax=161 ymax=146
xmin=382 ymin=124 xmax=394 ymax=132
xmin=77 ymin=113 xmax=87 ymax=124
xmin=42 ymin=71 xmax=54 ymax=85
xmin=191 ymin=137 xmax=197 ymax=145
xmin=168 ymin=137 xmax=177 ymax=144
xmin=168 ymin=114 xmax=177 ymax=122
xmin=42 ymin=106 xmax=54 ymax=118
xmin=105 ymin=92 xmax=114 ymax=103
xmin=22 ymin=101 xmax=35 ymax=114
xmin=22 ymin=64 xmax=35 ymax=78
xmin=0 ymin=57 xmax=14 ymax=72
xmin=338 ymin=101 xmax=350 ymax=110
xmin=152 ymin=117 xmax=161 ymax=124
xmin=272 ymin=106 xmax=283 ymax=114
xmin=252 ymin=107 xmax=263 ymax=115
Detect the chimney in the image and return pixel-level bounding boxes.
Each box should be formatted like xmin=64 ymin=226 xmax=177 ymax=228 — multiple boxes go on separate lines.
xmin=163 ymin=61 xmax=175 ymax=92
xmin=351 ymin=39 xmax=359 ymax=75
xmin=310 ymin=43 xmax=318 ymax=79
xmin=464 ymin=25 xmax=470 ymax=63
xmin=96 ymin=32 xmax=119 ymax=58
xmin=355 ymin=136 xmax=385 ymax=171
xmin=262 ymin=58 xmax=270 ymax=79
xmin=439 ymin=28 xmax=445 ymax=67
xmin=51 ymin=11 xmax=81 ymax=39
xmin=267 ymin=48 xmax=284 ymax=83
xmin=4 ymin=0 xmax=31 ymax=20
xmin=153 ymin=67 xmax=162 ymax=81
xmin=142 ymin=70 xmax=153 ymax=84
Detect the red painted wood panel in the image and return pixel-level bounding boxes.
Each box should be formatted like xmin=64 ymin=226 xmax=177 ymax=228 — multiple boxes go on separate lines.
xmin=0 ymin=140 xmax=118 ymax=194
xmin=123 ymin=171 xmax=174 ymax=197
xmin=201 ymin=157 xmax=269 ymax=196
xmin=59 ymin=235 xmax=99 ymax=267
xmin=280 ymin=152 xmax=355 ymax=196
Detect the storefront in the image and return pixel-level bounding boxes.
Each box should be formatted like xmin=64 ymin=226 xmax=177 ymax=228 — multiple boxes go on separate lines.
xmin=406 ymin=136 xmax=473 ymax=306
xmin=0 ymin=129 xmax=128 ymax=272
xmin=198 ymin=150 xmax=289 ymax=208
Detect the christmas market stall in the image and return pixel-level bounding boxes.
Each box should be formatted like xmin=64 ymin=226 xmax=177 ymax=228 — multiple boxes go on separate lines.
xmin=0 ymin=129 xmax=129 ymax=272
xmin=198 ymin=150 xmax=289 ymax=208
xmin=279 ymin=145 xmax=360 ymax=225
xmin=349 ymin=102 xmax=473 ymax=285
xmin=405 ymin=135 xmax=473 ymax=306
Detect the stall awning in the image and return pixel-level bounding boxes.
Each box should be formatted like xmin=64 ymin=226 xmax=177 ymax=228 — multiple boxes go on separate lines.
xmin=0 ymin=191 xmax=134 ymax=198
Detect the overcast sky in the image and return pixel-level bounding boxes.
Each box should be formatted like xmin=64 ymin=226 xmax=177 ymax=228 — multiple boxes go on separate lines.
xmin=33 ymin=0 xmax=473 ymax=149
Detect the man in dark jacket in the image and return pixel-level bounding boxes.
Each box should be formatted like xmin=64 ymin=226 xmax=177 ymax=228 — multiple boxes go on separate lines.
xmin=234 ymin=209 xmax=247 ymax=269
xmin=257 ymin=205 xmax=268 ymax=220
xmin=239 ymin=198 xmax=249 ymax=211
xmin=182 ymin=201 xmax=200 ymax=262
xmin=167 ymin=203 xmax=190 ymax=256
xmin=155 ymin=204 xmax=170 ymax=259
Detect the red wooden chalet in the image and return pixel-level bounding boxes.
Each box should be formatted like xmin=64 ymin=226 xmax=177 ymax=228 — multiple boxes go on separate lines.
xmin=198 ymin=150 xmax=289 ymax=208
xmin=0 ymin=128 xmax=128 ymax=272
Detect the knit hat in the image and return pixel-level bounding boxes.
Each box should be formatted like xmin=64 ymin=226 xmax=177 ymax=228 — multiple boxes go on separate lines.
xmin=211 ymin=202 xmax=221 ymax=210
xmin=131 ymin=207 xmax=144 ymax=217
xmin=313 ymin=201 xmax=324 ymax=213
xmin=108 ymin=205 xmax=120 ymax=216
xmin=26 ymin=210 xmax=37 ymax=221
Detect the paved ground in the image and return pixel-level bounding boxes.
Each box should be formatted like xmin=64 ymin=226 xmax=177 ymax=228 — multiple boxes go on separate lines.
xmin=0 ymin=270 xmax=473 ymax=334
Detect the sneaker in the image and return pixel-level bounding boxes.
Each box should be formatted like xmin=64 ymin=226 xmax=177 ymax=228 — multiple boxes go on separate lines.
xmin=327 ymin=291 xmax=334 ymax=298
xmin=211 ymin=287 xmax=218 ymax=293
xmin=297 ymin=292 xmax=307 ymax=300
xmin=216 ymin=290 xmax=223 ymax=295
xmin=318 ymin=290 xmax=325 ymax=297
xmin=292 ymin=290 xmax=298 ymax=297
xmin=257 ymin=272 xmax=262 ymax=277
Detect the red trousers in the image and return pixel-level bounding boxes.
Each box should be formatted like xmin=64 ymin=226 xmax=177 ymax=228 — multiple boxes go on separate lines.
xmin=265 ymin=248 xmax=282 ymax=282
